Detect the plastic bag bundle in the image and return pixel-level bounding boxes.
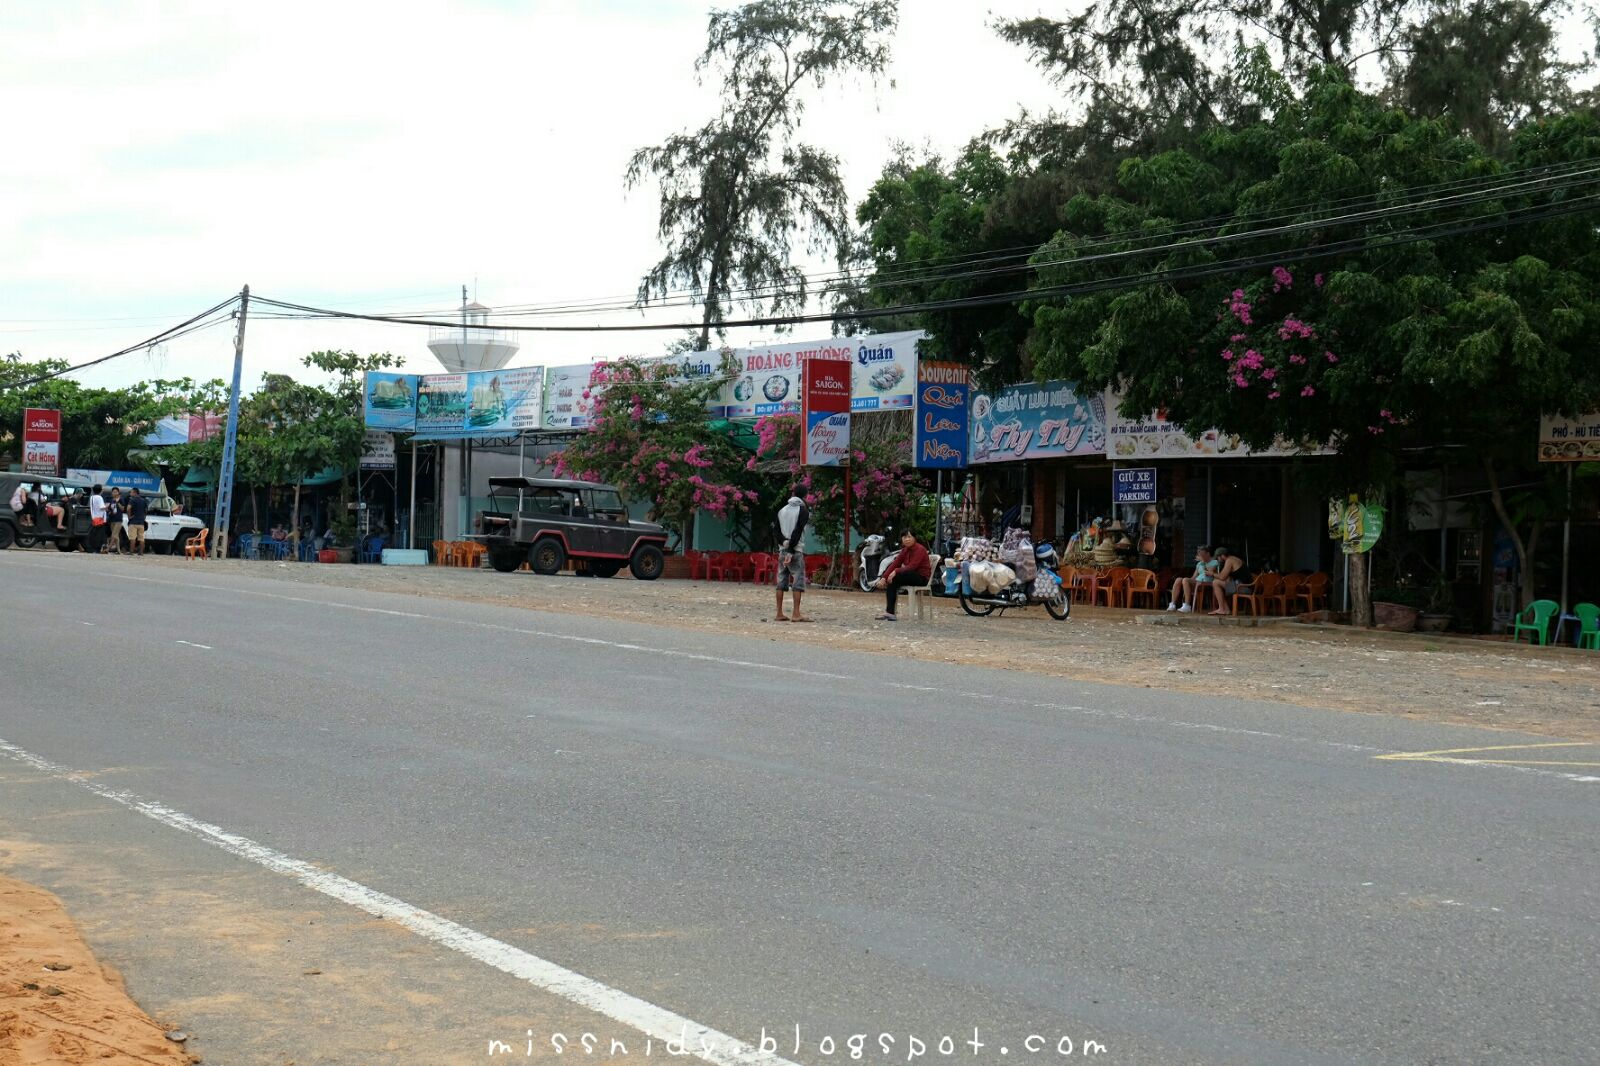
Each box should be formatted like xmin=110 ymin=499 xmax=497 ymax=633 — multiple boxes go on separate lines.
xmin=955 ymin=536 xmax=999 ymax=564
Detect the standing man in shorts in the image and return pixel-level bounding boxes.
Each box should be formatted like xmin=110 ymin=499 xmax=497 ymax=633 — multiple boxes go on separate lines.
xmin=125 ymin=488 xmax=149 ymax=556
xmin=774 ymin=493 xmax=810 ymax=622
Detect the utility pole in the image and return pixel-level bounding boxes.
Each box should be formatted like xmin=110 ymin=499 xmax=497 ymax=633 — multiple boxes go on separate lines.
xmin=213 ymin=286 xmax=249 ymax=558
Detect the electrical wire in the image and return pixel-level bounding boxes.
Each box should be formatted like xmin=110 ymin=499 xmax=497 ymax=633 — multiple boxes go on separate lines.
xmin=263 ymin=156 xmax=1600 ymax=323
xmin=0 ymin=296 xmax=242 ymax=389
xmin=251 ymin=191 xmax=1600 ymax=334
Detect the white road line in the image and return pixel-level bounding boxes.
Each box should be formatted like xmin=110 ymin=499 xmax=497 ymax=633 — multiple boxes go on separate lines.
xmin=174 ymin=640 xmax=212 ymax=650
xmin=0 ymin=737 xmax=798 ymax=1066
xmin=7 ymin=557 xmax=1595 ymax=786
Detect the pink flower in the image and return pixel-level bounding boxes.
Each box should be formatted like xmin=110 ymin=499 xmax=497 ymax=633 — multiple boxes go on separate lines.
xmin=1288 ymin=354 xmax=1306 ymax=365
xmin=1325 ymin=351 xmax=1338 ymax=364
xmin=1268 ymin=390 xmax=1281 ymax=400
xmin=1314 ymin=273 xmax=1325 ymax=289
xmin=1300 ymin=386 xmax=1315 ymax=397
xmin=1234 ymin=375 xmax=1250 ymax=388
xmin=1230 ymin=334 xmax=1246 ymax=342
xmin=1272 ymin=266 xmax=1293 ymax=291
xmin=1261 ymin=368 xmax=1277 ymax=381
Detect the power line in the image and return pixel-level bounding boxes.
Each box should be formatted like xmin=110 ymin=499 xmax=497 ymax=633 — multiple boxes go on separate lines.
xmin=0 ymin=296 xmax=242 ymax=389
xmin=261 ymin=156 xmax=1600 ymax=323
xmin=251 ymin=191 xmax=1600 ymax=335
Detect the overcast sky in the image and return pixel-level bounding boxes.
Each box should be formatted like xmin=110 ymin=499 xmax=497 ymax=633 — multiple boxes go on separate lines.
xmin=0 ymin=0 xmax=1067 ymax=391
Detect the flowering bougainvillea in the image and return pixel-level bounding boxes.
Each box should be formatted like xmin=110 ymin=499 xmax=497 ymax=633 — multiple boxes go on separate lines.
xmin=550 ymin=355 xmax=757 ymax=543
xmin=751 ymin=414 xmax=917 ymax=551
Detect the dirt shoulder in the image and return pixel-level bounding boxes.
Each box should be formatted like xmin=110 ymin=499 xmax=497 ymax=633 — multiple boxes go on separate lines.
xmin=53 ymin=552 xmax=1600 ymax=739
xmin=0 ymin=872 xmax=195 ymax=1066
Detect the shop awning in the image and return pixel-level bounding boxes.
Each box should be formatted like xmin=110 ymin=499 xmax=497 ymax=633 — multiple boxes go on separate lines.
xmin=299 ymin=466 xmax=345 ymax=487
xmin=178 ymin=467 xmax=216 ymax=492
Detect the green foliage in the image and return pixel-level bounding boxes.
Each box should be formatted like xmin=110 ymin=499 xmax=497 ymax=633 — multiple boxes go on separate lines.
xmin=551 ymin=355 xmax=760 ymax=543
xmin=1 ymin=354 xmax=213 ymax=470
xmin=627 ymin=0 xmax=898 ymax=348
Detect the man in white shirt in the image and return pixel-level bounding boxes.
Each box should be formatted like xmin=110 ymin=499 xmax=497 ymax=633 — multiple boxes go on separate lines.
xmin=88 ymin=485 xmax=107 ymax=553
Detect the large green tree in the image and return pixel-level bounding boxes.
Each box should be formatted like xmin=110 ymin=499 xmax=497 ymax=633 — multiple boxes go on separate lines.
xmin=1 ymin=354 xmax=211 ymax=470
xmin=1023 ymin=78 xmax=1600 ymax=618
xmin=993 ymin=0 xmax=1589 ymax=167
xmin=627 ymin=0 xmax=898 ymax=349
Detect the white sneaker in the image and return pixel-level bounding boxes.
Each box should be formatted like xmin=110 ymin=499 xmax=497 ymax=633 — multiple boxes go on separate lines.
xmin=1166 ymin=602 xmax=1178 ymax=611
xmin=1179 ymin=604 xmax=1193 ymax=613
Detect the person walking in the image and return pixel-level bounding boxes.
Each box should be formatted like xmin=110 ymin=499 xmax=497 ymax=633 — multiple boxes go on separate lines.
xmin=873 ymin=529 xmax=931 ymax=622
xmin=773 ymin=493 xmax=811 ymax=622
xmin=102 ymin=488 xmax=125 ymax=554
xmin=87 ymin=484 xmax=107 ymax=554
xmin=125 ymin=488 xmax=149 ymax=556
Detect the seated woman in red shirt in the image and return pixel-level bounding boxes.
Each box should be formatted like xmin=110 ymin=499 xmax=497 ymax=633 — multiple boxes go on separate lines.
xmin=873 ymin=530 xmax=931 ymax=622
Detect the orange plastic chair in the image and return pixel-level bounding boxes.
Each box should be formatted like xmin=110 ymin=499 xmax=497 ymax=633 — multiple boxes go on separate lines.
xmin=1094 ymin=566 xmax=1131 ymax=607
xmin=432 ymin=540 xmax=450 ymax=565
xmin=1233 ymin=572 xmax=1282 ymax=617
xmin=184 ymin=528 xmax=210 ymax=560
xmin=1270 ymin=573 xmax=1303 ymax=615
xmin=1297 ymin=572 xmax=1331 ymax=613
xmin=1124 ymin=568 xmax=1158 ymax=610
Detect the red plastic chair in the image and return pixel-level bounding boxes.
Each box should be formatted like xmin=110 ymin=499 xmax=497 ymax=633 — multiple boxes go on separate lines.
xmin=704 ymin=551 xmax=730 ymax=581
xmin=685 ymin=549 xmax=709 ymax=580
xmin=750 ymin=553 xmax=777 ymax=584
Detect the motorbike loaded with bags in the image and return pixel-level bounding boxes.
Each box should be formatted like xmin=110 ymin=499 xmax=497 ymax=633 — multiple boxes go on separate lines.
xmin=951 ymin=529 xmax=1071 ymax=620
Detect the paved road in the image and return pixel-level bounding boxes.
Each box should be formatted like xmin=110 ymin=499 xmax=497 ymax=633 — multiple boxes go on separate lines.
xmin=3 ymin=553 xmax=1598 ymax=1064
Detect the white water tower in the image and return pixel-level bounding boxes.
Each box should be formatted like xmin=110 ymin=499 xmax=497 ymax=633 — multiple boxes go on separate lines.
xmin=427 ymin=289 xmax=519 ymax=372
xmin=427 ymin=288 xmax=522 ymax=541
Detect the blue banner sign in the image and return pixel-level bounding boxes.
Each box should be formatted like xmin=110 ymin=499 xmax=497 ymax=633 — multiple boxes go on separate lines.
xmin=914 ymin=361 xmax=970 ymax=469
xmin=363 ymin=372 xmax=420 ymax=431
xmin=1113 ymin=467 xmax=1158 ymax=504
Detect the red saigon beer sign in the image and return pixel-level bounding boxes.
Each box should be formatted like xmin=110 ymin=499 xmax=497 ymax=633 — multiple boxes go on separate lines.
xmin=801 ymin=357 xmax=852 ymax=466
xmin=22 ymin=408 xmax=61 ymax=476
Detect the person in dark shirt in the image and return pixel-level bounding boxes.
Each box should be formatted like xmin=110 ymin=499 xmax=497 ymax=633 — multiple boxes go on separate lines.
xmin=874 ymin=530 xmax=932 ymax=621
xmin=126 ymin=488 xmax=150 ymax=556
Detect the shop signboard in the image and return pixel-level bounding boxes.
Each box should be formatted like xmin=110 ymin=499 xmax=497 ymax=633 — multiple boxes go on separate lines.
xmin=415 ymin=374 xmax=468 ymax=434
xmin=65 ymin=468 xmax=162 ymax=494
xmin=543 ymin=354 xmax=723 ymax=429
xmin=363 ymin=372 xmax=421 ymax=431
xmin=968 ymin=381 xmax=1106 ymax=465
xmin=914 ymin=361 xmax=969 ymax=469
xmin=801 ymin=358 xmax=852 ymax=466
xmin=464 ymin=366 xmax=543 ymax=434
xmin=849 ymin=330 xmax=921 ymax=412
xmin=21 ymin=408 xmax=60 ymax=476
xmin=713 ymin=337 xmax=850 ymax=419
xmin=360 ymin=431 xmax=396 ymax=470
xmin=1538 ymin=412 xmax=1600 ymax=461
xmin=1112 ymin=467 xmax=1157 ymax=504
xmin=1105 ymin=395 xmax=1331 ymax=458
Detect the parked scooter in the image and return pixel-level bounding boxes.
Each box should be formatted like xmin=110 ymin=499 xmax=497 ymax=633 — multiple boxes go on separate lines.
xmin=958 ymin=538 xmax=1071 ymax=619
xmin=857 ymin=529 xmax=897 ymax=592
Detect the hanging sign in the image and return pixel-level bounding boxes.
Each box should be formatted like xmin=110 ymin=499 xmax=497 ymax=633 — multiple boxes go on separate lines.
xmin=22 ymin=408 xmax=60 ymax=476
xmin=361 ymin=431 xmax=396 ymax=470
xmin=1113 ymin=468 xmax=1157 ymax=504
xmin=914 ymin=361 xmax=969 ymax=469
xmin=1538 ymin=412 xmax=1600 ymax=461
xmin=1329 ymin=496 xmax=1383 ymax=554
xmin=801 ymin=358 xmax=852 ymax=466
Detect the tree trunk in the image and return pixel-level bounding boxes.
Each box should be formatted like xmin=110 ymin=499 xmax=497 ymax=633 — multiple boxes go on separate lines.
xmin=1483 ymin=457 xmax=1537 ymax=611
xmin=291 ymin=481 xmax=302 ymax=540
xmin=1348 ymin=549 xmax=1373 ymax=628
xmin=249 ymin=487 xmax=259 ymax=533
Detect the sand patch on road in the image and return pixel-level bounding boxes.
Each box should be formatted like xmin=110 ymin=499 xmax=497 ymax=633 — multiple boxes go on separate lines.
xmin=0 ymin=872 xmax=195 ymax=1066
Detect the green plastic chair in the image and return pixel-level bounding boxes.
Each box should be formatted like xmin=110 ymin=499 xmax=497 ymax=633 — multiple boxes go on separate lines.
xmin=1574 ymin=602 xmax=1600 ymax=650
xmin=1511 ymin=599 xmax=1560 ymax=645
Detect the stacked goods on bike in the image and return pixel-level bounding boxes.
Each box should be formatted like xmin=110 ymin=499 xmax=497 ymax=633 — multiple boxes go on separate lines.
xmin=954 ymin=530 xmax=1070 ymax=620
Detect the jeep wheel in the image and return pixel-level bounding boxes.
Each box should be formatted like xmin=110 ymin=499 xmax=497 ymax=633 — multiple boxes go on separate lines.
xmin=0 ymin=522 xmax=14 ymax=550
xmin=488 ymin=548 xmax=522 ymax=573
xmin=16 ymin=532 xmax=39 ymax=549
xmin=55 ymin=537 xmax=77 ymax=552
xmin=589 ymin=560 xmax=622 ymax=578
xmin=530 ymin=538 xmax=567 ymax=575
xmin=629 ymin=544 xmax=665 ymax=581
